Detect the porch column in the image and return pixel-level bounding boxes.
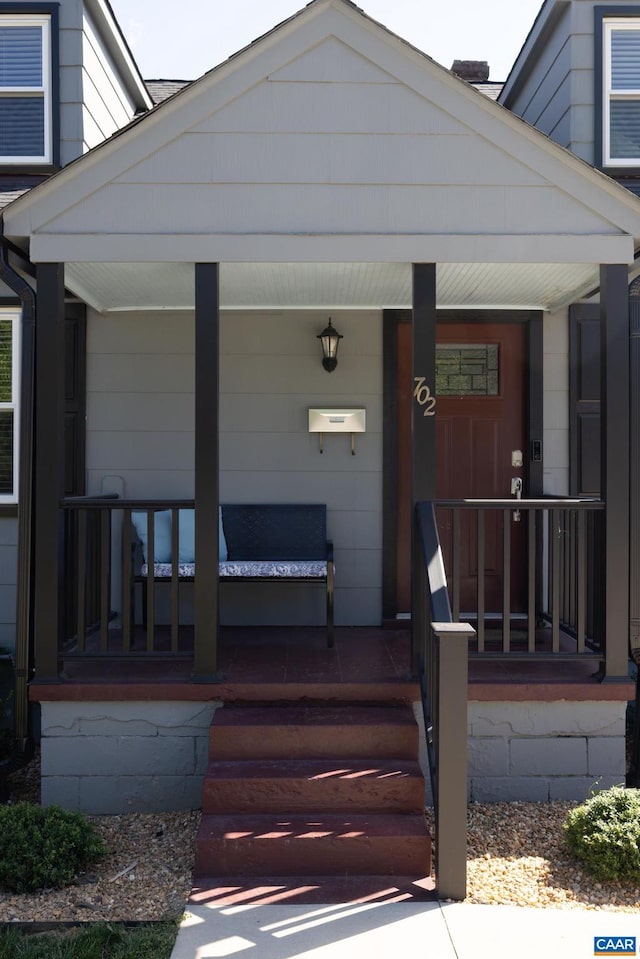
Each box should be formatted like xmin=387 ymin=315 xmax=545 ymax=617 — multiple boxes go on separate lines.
xmin=411 ymin=264 xmax=437 ymax=672
xmin=33 ymin=263 xmax=66 ymax=682
xmin=629 ymin=280 xmax=640 ymax=665
xmin=193 ymin=263 xmax=220 ymax=679
xmin=600 ymin=264 xmax=630 ymax=680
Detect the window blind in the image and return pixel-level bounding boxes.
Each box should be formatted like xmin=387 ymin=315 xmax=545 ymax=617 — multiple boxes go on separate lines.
xmin=0 ymin=97 xmax=45 ymax=156
xmin=611 ymin=29 xmax=640 ymax=89
xmin=0 ymin=26 xmax=42 ymax=86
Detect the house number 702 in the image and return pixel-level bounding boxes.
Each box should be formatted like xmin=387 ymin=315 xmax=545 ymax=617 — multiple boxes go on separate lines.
xmin=413 ymin=377 xmax=436 ymax=416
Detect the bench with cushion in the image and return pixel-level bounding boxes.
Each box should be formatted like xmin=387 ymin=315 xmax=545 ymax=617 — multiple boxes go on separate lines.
xmin=130 ymin=503 xmax=335 ymax=647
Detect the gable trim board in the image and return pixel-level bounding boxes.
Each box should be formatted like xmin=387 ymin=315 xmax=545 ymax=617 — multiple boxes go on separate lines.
xmin=4 ymin=0 xmax=640 ymax=270
xmin=24 ymin=236 xmax=638 ymax=267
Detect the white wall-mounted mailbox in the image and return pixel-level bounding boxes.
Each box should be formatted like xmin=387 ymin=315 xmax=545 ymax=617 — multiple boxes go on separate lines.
xmin=308 ymin=408 xmax=366 ymax=455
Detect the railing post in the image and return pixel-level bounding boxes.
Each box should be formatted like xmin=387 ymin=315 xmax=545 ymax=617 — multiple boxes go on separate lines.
xmin=432 ymin=621 xmax=474 ymax=902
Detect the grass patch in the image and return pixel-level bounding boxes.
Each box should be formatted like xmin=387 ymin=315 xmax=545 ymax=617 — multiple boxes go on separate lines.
xmin=0 ymin=922 xmax=178 ymax=959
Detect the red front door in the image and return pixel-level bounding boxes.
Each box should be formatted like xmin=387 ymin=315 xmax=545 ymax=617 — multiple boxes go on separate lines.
xmin=396 ymin=321 xmax=527 ymax=614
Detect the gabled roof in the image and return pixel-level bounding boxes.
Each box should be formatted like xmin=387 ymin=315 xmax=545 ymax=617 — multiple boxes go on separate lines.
xmin=0 ymin=175 xmax=47 ymax=213
xmin=4 ymin=0 xmax=640 ymax=312
xmin=145 ymin=80 xmax=192 ymax=106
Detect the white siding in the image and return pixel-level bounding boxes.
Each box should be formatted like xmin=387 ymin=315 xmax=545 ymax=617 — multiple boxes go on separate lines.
xmin=29 ymin=29 xmax=630 ymax=247
xmin=7 ymin=0 xmax=140 ymax=166
xmin=47 ymin=180 xmax=615 ymax=238
xmin=81 ymin=9 xmax=136 ymax=150
xmin=86 ymin=307 xmax=383 ymax=626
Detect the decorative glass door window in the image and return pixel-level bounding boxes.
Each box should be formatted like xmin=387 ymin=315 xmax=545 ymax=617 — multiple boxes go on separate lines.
xmin=435 ymin=343 xmax=499 ymax=396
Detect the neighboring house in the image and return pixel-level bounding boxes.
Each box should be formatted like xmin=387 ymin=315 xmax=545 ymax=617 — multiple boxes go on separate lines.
xmin=0 ymin=0 xmax=637 ymax=870
xmin=499 ymin=0 xmax=640 ymax=657
xmin=0 ymin=0 xmax=152 ymax=639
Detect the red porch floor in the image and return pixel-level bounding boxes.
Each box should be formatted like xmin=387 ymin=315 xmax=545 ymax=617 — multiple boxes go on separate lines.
xmin=29 ymin=626 xmax=633 ymax=703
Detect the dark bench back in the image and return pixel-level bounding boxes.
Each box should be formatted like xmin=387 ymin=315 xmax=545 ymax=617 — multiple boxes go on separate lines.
xmin=222 ymin=504 xmax=327 ymax=561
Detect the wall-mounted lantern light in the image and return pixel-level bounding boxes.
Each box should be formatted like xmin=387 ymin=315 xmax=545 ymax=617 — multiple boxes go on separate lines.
xmin=317 ymin=319 xmax=343 ymax=372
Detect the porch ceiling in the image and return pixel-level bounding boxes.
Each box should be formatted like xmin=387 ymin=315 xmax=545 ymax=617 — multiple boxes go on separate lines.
xmin=66 ymin=260 xmax=601 ymax=314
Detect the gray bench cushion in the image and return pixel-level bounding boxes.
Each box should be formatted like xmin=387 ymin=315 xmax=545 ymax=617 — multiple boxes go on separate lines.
xmin=141 ymin=560 xmax=328 ymax=578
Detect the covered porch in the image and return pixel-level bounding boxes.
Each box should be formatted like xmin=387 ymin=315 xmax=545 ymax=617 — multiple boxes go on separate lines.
xmin=3 ymin=0 xmax=640 ymax=896
xmin=3 ymin=0 xmax=639 ymax=688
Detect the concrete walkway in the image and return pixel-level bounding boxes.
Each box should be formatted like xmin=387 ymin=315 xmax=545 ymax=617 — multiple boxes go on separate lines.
xmin=171 ymin=898 xmax=640 ymax=959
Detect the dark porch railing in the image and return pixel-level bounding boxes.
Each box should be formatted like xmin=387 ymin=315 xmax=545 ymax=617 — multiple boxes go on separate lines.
xmin=415 ymin=500 xmax=474 ymax=901
xmin=60 ymin=496 xmax=608 ymax=667
xmin=434 ymin=498 xmax=606 ymax=664
xmin=61 ymin=498 xmax=195 ymax=658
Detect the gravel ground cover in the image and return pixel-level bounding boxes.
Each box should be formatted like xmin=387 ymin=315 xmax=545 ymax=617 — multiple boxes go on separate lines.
xmin=427 ymin=804 xmax=640 ymax=912
xmin=1 ymin=756 xmax=198 ymax=923
xmin=1 ymin=755 xmax=639 ymax=920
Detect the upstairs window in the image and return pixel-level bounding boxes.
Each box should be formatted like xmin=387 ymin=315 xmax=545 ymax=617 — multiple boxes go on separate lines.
xmin=0 ymin=311 xmax=20 ymax=503
xmin=602 ymin=17 xmax=640 ymax=166
xmin=0 ymin=14 xmax=51 ymax=163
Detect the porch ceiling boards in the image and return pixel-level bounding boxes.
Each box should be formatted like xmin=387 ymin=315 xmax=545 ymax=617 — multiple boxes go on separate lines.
xmin=63 ymin=260 xmax=602 ymax=314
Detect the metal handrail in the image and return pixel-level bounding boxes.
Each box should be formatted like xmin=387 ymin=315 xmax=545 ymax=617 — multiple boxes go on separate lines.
xmin=435 ymin=498 xmax=604 ymax=509
xmin=415 ymin=501 xmax=474 ymax=901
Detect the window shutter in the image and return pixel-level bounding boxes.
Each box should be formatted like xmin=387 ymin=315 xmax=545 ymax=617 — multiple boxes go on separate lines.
xmin=569 ymin=305 xmax=600 ymax=496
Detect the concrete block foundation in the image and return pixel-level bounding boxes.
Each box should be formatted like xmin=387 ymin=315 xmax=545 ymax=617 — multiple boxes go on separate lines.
xmin=40 ymin=701 xmax=220 ymax=813
xmin=39 ymin=698 xmax=628 ymax=812
xmin=467 ymin=701 xmax=627 ymax=802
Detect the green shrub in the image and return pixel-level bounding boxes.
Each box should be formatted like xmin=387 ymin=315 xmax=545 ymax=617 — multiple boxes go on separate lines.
xmin=564 ymin=785 xmax=640 ymax=882
xmin=0 ymin=802 xmax=106 ymax=893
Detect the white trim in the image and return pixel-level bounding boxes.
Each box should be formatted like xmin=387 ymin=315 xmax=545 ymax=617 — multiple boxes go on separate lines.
xmin=28 ymin=232 xmax=636 ymax=265
xmin=0 ymin=13 xmax=52 ymax=165
xmin=0 ymin=309 xmax=21 ymax=503
xmin=603 ymin=17 xmax=640 ymax=168
xmin=85 ymin=0 xmax=153 ymax=112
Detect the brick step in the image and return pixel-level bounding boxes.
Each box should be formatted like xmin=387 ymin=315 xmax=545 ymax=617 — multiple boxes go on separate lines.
xmin=189 ymin=874 xmax=436 ymax=906
xmin=194 ymin=812 xmax=431 ymax=877
xmin=202 ymin=758 xmax=425 ymax=814
xmin=209 ymin=703 xmax=419 ymax=760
